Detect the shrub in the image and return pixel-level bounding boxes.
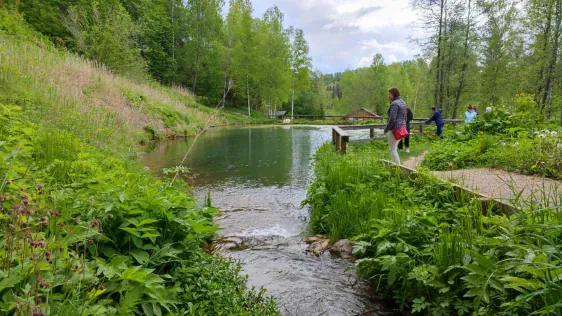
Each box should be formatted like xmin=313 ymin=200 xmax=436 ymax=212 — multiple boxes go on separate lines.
xmin=306 ymin=143 xmax=562 ymax=315
xmin=0 ymin=104 xmax=278 ymax=315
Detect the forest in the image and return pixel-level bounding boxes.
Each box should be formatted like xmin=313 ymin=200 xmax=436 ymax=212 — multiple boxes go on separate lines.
xmin=4 ymin=0 xmax=562 ymax=122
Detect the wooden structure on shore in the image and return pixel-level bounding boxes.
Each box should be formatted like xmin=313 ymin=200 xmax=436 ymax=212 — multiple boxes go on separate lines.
xmin=332 ymin=119 xmax=464 ymax=154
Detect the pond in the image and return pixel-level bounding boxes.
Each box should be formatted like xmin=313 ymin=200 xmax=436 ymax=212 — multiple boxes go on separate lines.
xmin=143 ymin=125 xmax=394 ymax=316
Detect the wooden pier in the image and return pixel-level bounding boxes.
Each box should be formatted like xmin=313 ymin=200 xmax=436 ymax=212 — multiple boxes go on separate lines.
xmin=332 ymin=119 xmax=463 ymax=154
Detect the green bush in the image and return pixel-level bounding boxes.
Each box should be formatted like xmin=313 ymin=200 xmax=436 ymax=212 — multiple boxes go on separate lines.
xmin=306 ymin=143 xmax=562 ymax=315
xmin=422 ymin=107 xmax=562 ymax=178
xmin=0 ymin=104 xmax=278 ymax=315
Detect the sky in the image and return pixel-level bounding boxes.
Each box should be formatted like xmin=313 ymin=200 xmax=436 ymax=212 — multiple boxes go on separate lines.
xmin=249 ymin=0 xmax=423 ymax=74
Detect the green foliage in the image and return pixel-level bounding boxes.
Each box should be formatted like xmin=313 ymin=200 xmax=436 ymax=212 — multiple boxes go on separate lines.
xmin=0 ymin=104 xmax=278 ymax=315
xmin=65 ymin=0 xmax=147 ymax=78
xmin=423 ymin=108 xmax=562 ymax=178
xmin=306 ymin=142 xmax=562 ymax=315
xmin=0 ymin=8 xmax=48 ymax=43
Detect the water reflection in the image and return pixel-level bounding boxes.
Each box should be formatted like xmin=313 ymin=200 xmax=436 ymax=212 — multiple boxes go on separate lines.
xmin=143 ymin=125 xmax=330 ymax=188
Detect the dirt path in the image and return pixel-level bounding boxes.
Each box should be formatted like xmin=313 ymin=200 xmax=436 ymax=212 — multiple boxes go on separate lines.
xmin=404 ymin=153 xmax=561 ymax=206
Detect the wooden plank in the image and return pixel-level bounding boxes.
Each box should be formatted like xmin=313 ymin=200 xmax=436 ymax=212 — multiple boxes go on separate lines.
xmin=335 ymin=134 xmax=341 ymax=152
xmin=341 ymin=135 xmax=350 ymax=154
xmin=338 ymin=124 xmax=386 ymax=131
xmin=332 ymin=126 xmax=350 ymax=137
xmin=379 ymin=160 xmax=518 ymax=215
xmin=338 ymin=122 xmax=425 ymax=131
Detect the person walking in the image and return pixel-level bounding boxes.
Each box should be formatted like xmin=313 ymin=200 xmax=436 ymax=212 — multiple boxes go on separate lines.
xmin=398 ymin=107 xmax=414 ymax=153
xmin=425 ymin=106 xmax=445 ymax=139
xmin=465 ymin=105 xmax=477 ymax=123
xmin=384 ymin=87 xmax=407 ymax=164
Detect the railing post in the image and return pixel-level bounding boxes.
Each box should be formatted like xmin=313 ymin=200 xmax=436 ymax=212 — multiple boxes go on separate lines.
xmin=419 ymin=124 xmax=424 ymax=134
xmin=370 ymin=128 xmax=374 ymax=139
xmin=335 ymin=134 xmax=341 ymax=152
xmin=332 ymin=128 xmax=336 ymax=144
xmin=341 ymin=136 xmax=349 ymax=154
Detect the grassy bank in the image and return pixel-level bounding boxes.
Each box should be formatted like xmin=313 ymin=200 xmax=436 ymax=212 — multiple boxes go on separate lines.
xmin=421 ymin=104 xmax=561 ymax=179
xmin=0 ymin=9 xmax=278 ymax=315
xmin=0 ymin=8 xmax=272 ymax=150
xmin=306 ymin=142 xmax=562 ymax=315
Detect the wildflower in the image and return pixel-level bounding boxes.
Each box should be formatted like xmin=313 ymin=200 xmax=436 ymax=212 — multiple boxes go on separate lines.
xmin=538 ymin=134 xmax=546 ymax=139
xmin=551 ymin=131 xmax=558 ymax=137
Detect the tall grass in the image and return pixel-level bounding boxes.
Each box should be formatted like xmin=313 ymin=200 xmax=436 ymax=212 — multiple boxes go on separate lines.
xmin=0 ymin=18 xmax=245 ymax=152
xmin=306 ymin=143 xmax=562 ymax=314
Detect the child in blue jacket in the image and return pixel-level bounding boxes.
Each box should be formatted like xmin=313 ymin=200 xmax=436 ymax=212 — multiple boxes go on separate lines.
xmin=425 ymin=106 xmax=445 ymax=138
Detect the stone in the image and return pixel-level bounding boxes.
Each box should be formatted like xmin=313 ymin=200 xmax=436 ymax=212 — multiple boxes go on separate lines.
xmin=329 ymin=239 xmax=355 ymax=258
xmin=313 ymin=239 xmax=330 ymax=253
xmin=305 ymin=236 xmax=320 ymax=244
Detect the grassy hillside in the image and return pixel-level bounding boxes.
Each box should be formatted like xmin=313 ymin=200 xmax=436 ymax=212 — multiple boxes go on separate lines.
xmin=0 ymin=8 xmax=269 ymax=152
xmin=0 ymin=9 xmax=278 ymax=315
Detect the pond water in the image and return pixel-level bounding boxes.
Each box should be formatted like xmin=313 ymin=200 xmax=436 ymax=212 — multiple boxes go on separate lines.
xmin=143 ymin=125 xmax=395 ymax=316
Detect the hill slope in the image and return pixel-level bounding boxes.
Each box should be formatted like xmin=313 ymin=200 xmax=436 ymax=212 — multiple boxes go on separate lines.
xmin=0 ymin=9 xmax=263 ymax=152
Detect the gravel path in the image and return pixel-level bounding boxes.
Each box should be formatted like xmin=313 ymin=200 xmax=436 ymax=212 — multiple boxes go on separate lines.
xmin=404 ymin=153 xmax=561 ymax=206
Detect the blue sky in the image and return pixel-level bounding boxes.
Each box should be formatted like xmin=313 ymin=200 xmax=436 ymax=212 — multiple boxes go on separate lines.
xmin=238 ymin=0 xmax=422 ymax=74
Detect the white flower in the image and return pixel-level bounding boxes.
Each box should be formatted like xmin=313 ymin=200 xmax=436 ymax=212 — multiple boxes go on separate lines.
xmin=538 ymin=134 xmax=546 ymax=139
xmin=544 ymin=129 xmax=551 ymax=134
xmin=513 ymin=142 xmax=519 ymax=147
xmin=534 ymin=131 xmax=540 ymax=135
xmin=551 ymin=131 xmax=558 ymax=137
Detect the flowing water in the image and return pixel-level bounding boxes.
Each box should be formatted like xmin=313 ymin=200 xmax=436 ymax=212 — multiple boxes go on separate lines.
xmin=143 ymin=125 xmax=395 ymax=316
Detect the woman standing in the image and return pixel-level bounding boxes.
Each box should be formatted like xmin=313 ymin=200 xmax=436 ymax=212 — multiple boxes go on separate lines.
xmin=384 ymin=87 xmax=407 ymax=164
xmin=465 ymin=105 xmax=477 ymax=123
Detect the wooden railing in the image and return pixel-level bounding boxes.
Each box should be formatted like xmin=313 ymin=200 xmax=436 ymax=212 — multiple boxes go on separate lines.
xmin=291 ymin=115 xmax=384 ymax=121
xmin=332 ymin=126 xmax=350 ymax=153
xmin=332 ymin=119 xmax=464 ymax=154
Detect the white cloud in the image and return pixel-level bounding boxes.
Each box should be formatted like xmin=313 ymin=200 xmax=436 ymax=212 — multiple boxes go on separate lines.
xmin=361 ymin=39 xmax=411 ymax=55
xmin=358 ymin=56 xmax=372 ymax=68
xmin=250 ymin=0 xmax=424 ymax=73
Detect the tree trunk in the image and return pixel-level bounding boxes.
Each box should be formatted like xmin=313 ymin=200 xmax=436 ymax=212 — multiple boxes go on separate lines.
xmin=171 ymin=0 xmax=175 ymax=60
xmin=434 ymin=0 xmax=445 ymax=107
xmin=542 ymin=0 xmax=562 ymax=118
xmin=291 ymin=89 xmax=295 ymax=119
xmin=537 ymin=5 xmax=554 ymax=107
xmin=452 ymin=0 xmax=473 ymax=119
xmin=246 ymin=63 xmax=251 ymax=117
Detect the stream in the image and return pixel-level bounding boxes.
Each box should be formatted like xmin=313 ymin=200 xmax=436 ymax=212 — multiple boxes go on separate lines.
xmin=143 ymin=125 xmax=395 ymax=316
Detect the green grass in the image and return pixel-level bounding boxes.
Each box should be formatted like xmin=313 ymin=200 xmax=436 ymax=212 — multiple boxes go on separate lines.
xmin=0 ymin=8 xmax=263 ymax=151
xmin=422 ymin=110 xmax=562 ymax=179
xmin=305 ymin=142 xmax=562 ymax=315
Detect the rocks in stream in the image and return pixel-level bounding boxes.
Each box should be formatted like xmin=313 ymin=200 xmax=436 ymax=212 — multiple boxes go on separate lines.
xmin=329 ymin=239 xmax=355 ymax=259
xmin=305 ymin=236 xmax=355 ymax=259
